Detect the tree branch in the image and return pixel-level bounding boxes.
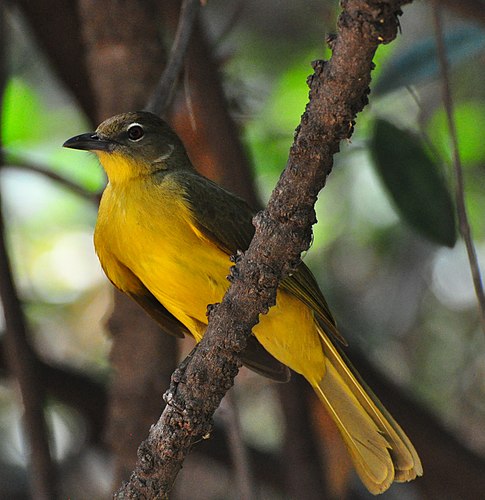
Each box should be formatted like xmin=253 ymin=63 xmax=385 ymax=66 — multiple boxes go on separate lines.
xmin=2 ymin=156 xmax=101 ymax=204
xmin=0 ymin=7 xmax=57 ymax=497
xmin=0 ymin=208 xmax=55 ymax=483
xmin=77 ymin=0 xmax=165 ymax=122
xmin=279 ymin=375 xmax=328 ymax=498
xmin=432 ymin=2 xmax=485 ymax=334
xmin=218 ymin=391 xmax=255 ymax=500
xmin=114 ymin=1 xmax=411 ymax=497
xmin=146 ymin=0 xmax=200 ymax=116
xmin=167 ymin=12 xmax=261 ymax=208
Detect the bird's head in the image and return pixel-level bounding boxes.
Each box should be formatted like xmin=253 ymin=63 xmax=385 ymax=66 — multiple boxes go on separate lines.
xmin=63 ymin=111 xmax=191 ymax=183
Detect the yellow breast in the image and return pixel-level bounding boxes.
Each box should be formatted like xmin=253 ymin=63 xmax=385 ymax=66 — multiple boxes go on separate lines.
xmin=94 ymin=172 xmax=232 ymax=340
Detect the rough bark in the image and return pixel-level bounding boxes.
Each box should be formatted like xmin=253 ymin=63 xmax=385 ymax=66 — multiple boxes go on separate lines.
xmin=3 ymin=334 xmax=485 ymax=499
xmin=115 ymin=1 xmax=411 ymax=497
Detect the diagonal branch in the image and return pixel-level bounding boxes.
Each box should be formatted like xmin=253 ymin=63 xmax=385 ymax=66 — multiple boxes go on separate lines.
xmin=432 ymin=3 xmax=485 ymax=334
xmin=146 ymin=0 xmax=200 ymax=116
xmin=115 ymin=1 xmax=411 ymax=497
xmin=1 ymin=156 xmax=101 ymax=205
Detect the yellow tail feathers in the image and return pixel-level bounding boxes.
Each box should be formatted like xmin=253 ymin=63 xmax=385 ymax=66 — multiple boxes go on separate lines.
xmin=311 ymin=327 xmax=423 ymax=494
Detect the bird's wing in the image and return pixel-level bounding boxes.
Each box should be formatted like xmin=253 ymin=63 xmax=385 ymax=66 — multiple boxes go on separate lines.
xmin=103 ymin=256 xmax=187 ymax=338
xmin=178 ymin=171 xmax=256 ymax=254
xmin=128 ymin=288 xmax=187 ymax=338
xmin=108 ymin=246 xmax=289 ymax=380
xmin=180 ymin=171 xmax=346 ymax=345
xmin=241 ymin=335 xmax=291 ymax=382
xmin=281 ymin=265 xmax=346 ymax=345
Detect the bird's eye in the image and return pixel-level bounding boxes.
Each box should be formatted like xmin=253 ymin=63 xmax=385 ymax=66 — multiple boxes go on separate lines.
xmin=127 ymin=124 xmax=144 ymax=141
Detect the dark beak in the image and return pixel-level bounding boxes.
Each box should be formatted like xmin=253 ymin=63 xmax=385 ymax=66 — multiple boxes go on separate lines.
xmin=63 ymin=132 xmax=114 ymax=152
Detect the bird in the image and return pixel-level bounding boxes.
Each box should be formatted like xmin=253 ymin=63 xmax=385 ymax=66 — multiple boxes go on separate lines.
xmin=64 ymin=111 xmax=422 ymax=494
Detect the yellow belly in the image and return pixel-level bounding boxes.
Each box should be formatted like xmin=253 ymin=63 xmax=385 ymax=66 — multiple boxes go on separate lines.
xmin=95 ymin=175 xmax=325 ymax=380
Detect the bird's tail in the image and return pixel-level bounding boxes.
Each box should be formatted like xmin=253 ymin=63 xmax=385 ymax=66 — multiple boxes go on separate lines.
xmin=311 ymin=326 xmax=423 ymax=494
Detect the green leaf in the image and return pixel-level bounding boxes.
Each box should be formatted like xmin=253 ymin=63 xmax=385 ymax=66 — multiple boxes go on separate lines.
xmin=373 ymin=26 xmax=485 ymax=96
xmin=369 ymin=119 xmax=457 ymax=247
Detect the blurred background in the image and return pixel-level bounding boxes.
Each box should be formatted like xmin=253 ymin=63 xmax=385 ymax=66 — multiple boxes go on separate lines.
xmin=1 ymin=0 xmax=485 ymax=498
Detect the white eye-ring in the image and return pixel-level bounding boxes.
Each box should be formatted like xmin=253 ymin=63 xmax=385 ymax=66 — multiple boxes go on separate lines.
xmin=127 ymin=123 xmax=144 ymax=141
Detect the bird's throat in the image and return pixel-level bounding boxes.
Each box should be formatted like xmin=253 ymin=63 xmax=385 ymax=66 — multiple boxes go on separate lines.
xmin=96 ymin=151 xmax=147 ymax=185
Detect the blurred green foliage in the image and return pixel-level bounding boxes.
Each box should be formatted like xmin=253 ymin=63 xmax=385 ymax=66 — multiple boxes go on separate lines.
xmin=2 ymin=77 xmax=45 ymax=144
xmin=428 ymin=101 xmax=485 ymax=166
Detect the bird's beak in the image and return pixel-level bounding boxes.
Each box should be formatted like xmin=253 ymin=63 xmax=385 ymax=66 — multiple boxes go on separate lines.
xmin=63 ymin=132 xmax=114 ymax=152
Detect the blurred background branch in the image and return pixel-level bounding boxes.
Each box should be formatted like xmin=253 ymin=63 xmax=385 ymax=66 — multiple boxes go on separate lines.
xmin=2 ymin=157 xmax=100 ymax=203
xmin=0 ymin=4 xmax=57 ymax=498
xmin=432 ymin=2 xmax=485 ymax=333
xmin=146 ymin=0 xmax=200 ymax=116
